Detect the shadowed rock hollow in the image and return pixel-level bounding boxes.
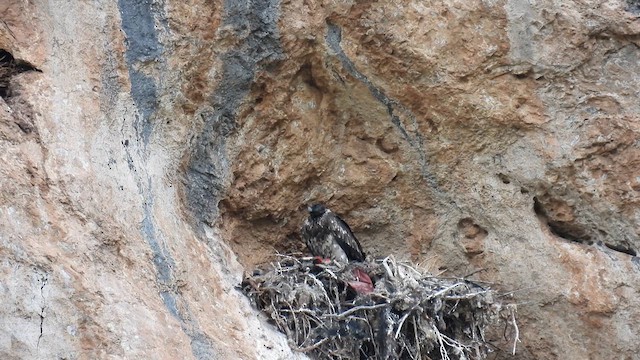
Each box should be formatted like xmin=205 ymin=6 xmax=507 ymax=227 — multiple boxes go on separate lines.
xmin=1 ymin=0 xmax=639 ymax=359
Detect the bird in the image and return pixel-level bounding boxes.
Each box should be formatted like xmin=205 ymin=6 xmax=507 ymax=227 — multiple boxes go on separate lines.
xmin=301 ymin=204 xmax=366 ymax=263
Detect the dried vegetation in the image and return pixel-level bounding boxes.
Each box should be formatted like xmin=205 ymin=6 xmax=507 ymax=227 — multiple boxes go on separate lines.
xmin=241 ymin=255 xmax=518 ymax=359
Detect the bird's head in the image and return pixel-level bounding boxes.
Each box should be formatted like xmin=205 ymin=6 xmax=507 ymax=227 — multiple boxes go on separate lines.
xmin=307 ymin=203 xmax=327 ymax=218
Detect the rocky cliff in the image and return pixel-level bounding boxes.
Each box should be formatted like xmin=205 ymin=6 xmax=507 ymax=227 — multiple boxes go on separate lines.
xmin=1 ymin=0 xmax=639 ymax=359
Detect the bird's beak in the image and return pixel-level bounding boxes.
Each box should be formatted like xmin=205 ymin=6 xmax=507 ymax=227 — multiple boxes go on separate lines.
xmin=307 ymin=206 xmax=312 ymax=212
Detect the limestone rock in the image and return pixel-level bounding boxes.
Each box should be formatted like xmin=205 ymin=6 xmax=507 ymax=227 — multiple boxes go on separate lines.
xmin=1 ymin=0 xmax=639 ymax=359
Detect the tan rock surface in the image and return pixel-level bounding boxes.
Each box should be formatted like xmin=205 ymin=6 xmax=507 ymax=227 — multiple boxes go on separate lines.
xmin=0 ymin=0 xmax=303 ymax=359
xmin=1 ymin=0 xmax=639 ymax=359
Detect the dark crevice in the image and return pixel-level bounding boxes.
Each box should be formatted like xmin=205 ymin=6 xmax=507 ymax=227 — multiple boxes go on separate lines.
xmin=116 ymin=1 xmax=218 ymax=357
xmin=324 ymin=22 xmax=439 ymax=191
xmin=186 ymin=0 xmax=284 ymax=227
xmin=532 ymin=197 xmax=545 ymax=216
xmin=533 ymin=197 xmax=590 ymax=242
xmin=604 ymin=243 xmax=637 ymax=257
xmin=534 ymin=197 xmax=638 ymax=257
xmin=180 ymin=0 xmax=285 ymax=356
xmin=546 ymin=220 xmax=586 ymax=242
xmin=0 ymin=49 xmax=42 ymax=99
xmin=36 ymin=274 xmax=47 ymax=350
xmin=497 ymin=173 xmax=511 ymax=184
xmin=37 ymin=310 xmax=44 ymax=349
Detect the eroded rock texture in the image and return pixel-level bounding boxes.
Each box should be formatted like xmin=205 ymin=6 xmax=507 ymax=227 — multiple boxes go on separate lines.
xmin=1 ymin=0 xmax=639 ymax=359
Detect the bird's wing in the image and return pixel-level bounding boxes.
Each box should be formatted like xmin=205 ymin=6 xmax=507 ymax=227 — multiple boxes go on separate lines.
xmin=324 ymin=212 xmax=366 ymax=261
xmin=300 ymin=219 xmax=311 ymax=242
xmin=300 ymin=218 xmax=315 ymax=250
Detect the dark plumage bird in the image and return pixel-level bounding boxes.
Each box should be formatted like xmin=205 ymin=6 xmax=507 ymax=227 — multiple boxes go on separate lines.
xmin=301 ymin=204 xmax=366 ymax=263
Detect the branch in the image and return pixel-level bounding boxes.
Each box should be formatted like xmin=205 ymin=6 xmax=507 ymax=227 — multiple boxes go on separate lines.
xmin=326 ymin=302 xmax=389 ymax=319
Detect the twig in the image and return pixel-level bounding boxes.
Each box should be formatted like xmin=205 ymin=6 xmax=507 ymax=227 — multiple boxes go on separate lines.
xmin=428 ymin=276 xmax=493 ymax=284
xmin=271 ymin=303 xmax=292 ymax=338
xmin=244 ymin=255 xmax=512 ymax=359
xmin=382 ymin=256 xmax=396 ymax=278
xmin=293 ymin=337 xmax=330 ymax=352
xmin=509 ymin=306 xmax=519 ymax=355
xmin=322 ymin=268 xmax=338 ymax=280
xmin=433 ymin=324 xmax=451 ymax=360
xmin=327 ymin=302 xmax=390 ymax=320
xmin=394 ymin=305 xmax=419 ymax=339
xmin=443 ymin=291 xmax=490 ymax=301
xmin=414 ymin=319 xmax=421 ymax=360
xmin=426 ymin=283 xmax=464 ymax=300
xmin=399 ymin=261 xmax=423 ymax=277
xmin=286 ymin=302 xmax=300 ymax=344
xmin=305 ymin=272 xmax=335 ymax=313
xmin=275 ymin=253 xmax=304 ymax=263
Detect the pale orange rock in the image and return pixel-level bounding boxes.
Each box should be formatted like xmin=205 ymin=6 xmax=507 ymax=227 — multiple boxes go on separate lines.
xmin=1 ymin=0 xmax=639 ymax=359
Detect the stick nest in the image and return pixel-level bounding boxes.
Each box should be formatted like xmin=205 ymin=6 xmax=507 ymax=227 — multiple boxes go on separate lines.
xmin=241 ymin=255 xmax=518 ymax=360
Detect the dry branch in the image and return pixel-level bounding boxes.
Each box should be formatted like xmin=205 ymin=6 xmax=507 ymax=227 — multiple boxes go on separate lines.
xmin=241 ymin=256 xmax=517 ymax=359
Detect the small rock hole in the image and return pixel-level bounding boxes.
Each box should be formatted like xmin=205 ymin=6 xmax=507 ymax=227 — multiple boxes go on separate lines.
xmin=497 ymin=173 xmax=510 ymax=184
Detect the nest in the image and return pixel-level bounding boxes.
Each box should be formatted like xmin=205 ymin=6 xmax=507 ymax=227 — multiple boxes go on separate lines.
xmin=241 ymin=255 xmax=518 ymax=360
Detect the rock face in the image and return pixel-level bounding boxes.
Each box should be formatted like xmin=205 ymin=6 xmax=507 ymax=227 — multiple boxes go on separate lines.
xmin=1 ymin=0 xmax=639 ymax=359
